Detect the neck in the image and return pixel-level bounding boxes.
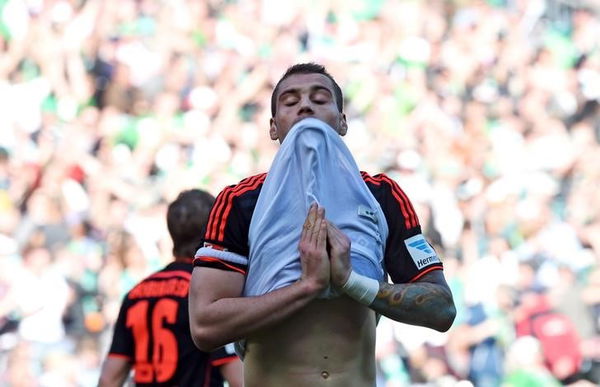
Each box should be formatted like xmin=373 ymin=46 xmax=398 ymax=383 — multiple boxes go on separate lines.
xmin=173 ymin=257 xmax=194 ymax=264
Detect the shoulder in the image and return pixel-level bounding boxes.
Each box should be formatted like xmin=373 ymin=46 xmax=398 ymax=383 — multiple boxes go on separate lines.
xmin=211 ymin=172 xmax=266 ymax=212
xmin=129 ymin=267 xmax=167 ymax=290
xmin=361 ymin=171 xmax=419 ymax=228
xmin=146 ymin=263 xmax=193 ymax=281
xmin=360 ymin=171 xmax=397 ymax=187
xmin=205 ymin=173 xmax=266 ymax=243
xmin=360 ymin=171 xmax=406 ymax=195
xmin=126 ymin=265 xmax=191 ymax=300
xmin=218 ymin=173 xmax=267 ymax=195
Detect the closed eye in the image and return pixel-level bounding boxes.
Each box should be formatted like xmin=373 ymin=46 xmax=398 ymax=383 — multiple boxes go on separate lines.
xmin=280 ymin=93 xmax=299 ymax=106
xmin=311 ymin=90 xmax=331 ymax=104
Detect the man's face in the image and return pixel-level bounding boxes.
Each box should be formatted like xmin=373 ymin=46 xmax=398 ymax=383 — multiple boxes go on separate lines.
xmin=270 ymin=73 xmax=347 ymax=143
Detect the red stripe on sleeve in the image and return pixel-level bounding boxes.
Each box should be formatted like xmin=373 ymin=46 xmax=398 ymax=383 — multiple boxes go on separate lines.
xmin=362 ymin=173 xmax=418 ymax=229
xmin=148 ymin=271 xmax=191 ymax=280
xmin=206 ymin=187 xmax=236 ymax=241
xmin=216 ymin=174 xmax=265 ymax=241
xmin=108 ymin=353 xmax=131 ymax=360
xmin=409 ymin=265 xmax=443 ymax=282
xmin=207 ymin=174 xmax=266 ymax=241
xmin=194 ymin=257 xmax=247 ymax=275
xmin=211 ymin=355 xmax=238 ymax=367
xmin=207 ymin=178 xmax=255 ymax=241
xmin=380 ymin=175 xmax=419 ymax=228
xmin=360 ymin=171 xmax=379 ymax=186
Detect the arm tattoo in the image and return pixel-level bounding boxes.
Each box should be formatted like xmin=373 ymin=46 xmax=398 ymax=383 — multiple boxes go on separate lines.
xmin=377 ymin=282 xmax=446 ymax=307
xmin=371 ymin=281 xmax=454 ymax=330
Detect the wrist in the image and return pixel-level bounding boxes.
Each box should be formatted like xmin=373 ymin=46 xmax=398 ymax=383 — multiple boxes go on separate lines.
xmin=298 ymin=277 xmax=328 ymax=298
xmin=333 ymin=268 xmax=352 ymax=288
xmin=340 ymin=271 xmax=379 ymax=306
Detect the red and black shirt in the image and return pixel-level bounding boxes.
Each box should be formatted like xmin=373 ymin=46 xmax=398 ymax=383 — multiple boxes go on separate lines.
xmin=195 ymin=171 xmax=443 ymax=284
xmin=108 ymin=261 xmax=237 ymax=387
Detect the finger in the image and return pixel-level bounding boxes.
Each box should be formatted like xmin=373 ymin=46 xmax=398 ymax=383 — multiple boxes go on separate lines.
xmin=316 ymin=218 xmax=327 ymax=250
xmin=308 ymin=203 xmax=317 ymax=224
xmin=326 ymin=222 xmax=341 ymax=243
xmin=329 ymin=222 xmax=345 ymax=240
xmin=327 ymin=222 xmax=348 ymax=247
xmin=326 ymin=223 xmax=339 ymax=252
xmin=302 ymin=203 xmax=317 ymax=238
xmin=315 ymin=206 xmax=325 ymax=224
xmin=301 ymin=224 xmax=308 ymax=241
xmin=301 ymin=218 xmax=309 ymax=240
xmin=326 ymin=221 xmax=335 ymax=234
xmin=310 ymin=207 xmax=325 ymax=243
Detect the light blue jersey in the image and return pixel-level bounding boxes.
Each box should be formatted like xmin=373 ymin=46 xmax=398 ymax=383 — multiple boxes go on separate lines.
xmin=246 ymin=118 xmax=389 ymax=299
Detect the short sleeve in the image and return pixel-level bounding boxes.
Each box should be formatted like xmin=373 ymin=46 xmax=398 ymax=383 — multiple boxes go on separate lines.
xmin=363 ymin=172 xmax=443 ymax=283
xmin=194 ymin=174 xmax=265 ymax=274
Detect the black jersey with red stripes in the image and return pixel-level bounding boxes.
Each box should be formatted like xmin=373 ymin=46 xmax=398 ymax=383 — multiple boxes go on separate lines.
xmin=108 ymin=261 xmax=237 ymax=387
xmin=196 ymin=171 xmax=443 ymax=284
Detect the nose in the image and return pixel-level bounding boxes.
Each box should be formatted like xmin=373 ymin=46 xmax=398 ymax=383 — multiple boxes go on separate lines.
xmin=298 ymin=95 xmax=314 ymax=115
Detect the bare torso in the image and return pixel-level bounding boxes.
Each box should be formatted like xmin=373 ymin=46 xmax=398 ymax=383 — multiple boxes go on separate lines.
xmin=243 ymin=296 xmax=377 ymax=387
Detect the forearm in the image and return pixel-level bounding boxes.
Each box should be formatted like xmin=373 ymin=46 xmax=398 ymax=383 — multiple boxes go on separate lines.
xmin=337 ymin=270 xmax=456 ymax=332
xmin=98 ymin=357 xmax=130 ymax=387
xmin=98 ymin=376 xmax=128 ymax=387
xmin=370 ymin=280 xmax=456 ymax=332
xmin=190 ymin=279 xmax=321 ymax=351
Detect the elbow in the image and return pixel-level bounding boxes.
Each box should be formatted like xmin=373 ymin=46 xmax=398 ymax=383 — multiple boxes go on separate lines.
xmin=190 ymin=323 xmax=221 ymax=352
xmin=433 ymin=302 xmax=457 ymax=332
xmin=190 ymin=318 xmax=231 ymax=352
xmin=189 ymin=302 xmax=221 ymax=351
xmin=431 ymin=285 xmax=457 ymax=332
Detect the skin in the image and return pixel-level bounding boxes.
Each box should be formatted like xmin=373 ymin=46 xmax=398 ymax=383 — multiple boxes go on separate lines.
xmin=98 ymin=357 xmax=129 ymax=387
xmin=269 ymin=72 xmax=348 ymax=142
xmin=189 ymin=72 xmax=456 ymax=386
xmin=219 ymin=359 xmax=244 ymax=387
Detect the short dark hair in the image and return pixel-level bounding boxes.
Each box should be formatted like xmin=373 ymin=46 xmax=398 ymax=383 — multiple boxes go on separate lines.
xmin=271 ymin=63 xmax=344 ymax=116
xmin=166 ymin=189 xmax=215 ymax=259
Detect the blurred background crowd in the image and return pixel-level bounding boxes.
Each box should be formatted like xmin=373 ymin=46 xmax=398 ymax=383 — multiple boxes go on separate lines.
xmin=0 ymin=0 xmax=598 ymax=385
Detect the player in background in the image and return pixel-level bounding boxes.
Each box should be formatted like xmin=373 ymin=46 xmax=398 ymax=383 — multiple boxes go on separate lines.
xmin=99 ymin=189 xmax=243 ymax=387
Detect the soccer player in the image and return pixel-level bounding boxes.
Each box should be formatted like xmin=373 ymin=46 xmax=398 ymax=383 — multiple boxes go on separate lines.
xmin=99 ymin=189 xmax=242 ymax=387
xmin=189 ymin=63 xmax=456 ymax=386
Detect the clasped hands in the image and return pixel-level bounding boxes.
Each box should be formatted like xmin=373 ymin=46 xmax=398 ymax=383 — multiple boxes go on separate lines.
xmin=298 ymin=203 xmax=351 ymax=291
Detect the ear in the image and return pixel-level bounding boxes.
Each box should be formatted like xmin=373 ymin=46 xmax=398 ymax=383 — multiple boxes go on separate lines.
xmin=269 ymin=118 xmax=279 ymax=141
xmin=338 ymin=113 xmax=348 ymax=136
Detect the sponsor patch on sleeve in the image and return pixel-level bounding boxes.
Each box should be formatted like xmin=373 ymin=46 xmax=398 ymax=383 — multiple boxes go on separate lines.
xmin=404 ymin=234 xmax=440 ymax=270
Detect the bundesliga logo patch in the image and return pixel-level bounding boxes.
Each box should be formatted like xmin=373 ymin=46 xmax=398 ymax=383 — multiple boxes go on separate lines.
xmin=404 ymin=234 xmax=440 ymax=269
